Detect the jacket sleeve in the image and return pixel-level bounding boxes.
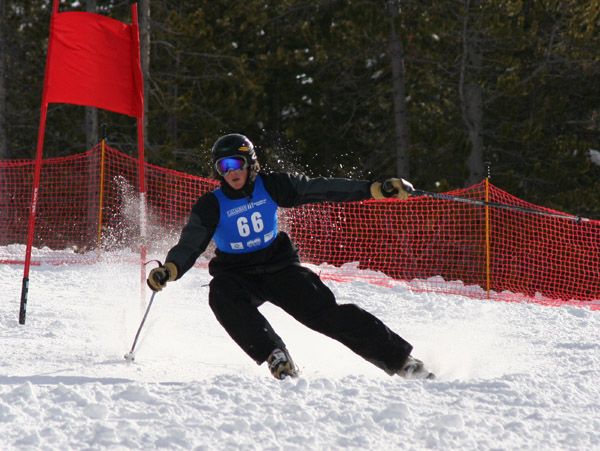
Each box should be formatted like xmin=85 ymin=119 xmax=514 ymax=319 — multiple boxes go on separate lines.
xmin=165 ymin=193 xmax=219 ymax=278
xmin=261 ymin=172 xmax=373 ymax=208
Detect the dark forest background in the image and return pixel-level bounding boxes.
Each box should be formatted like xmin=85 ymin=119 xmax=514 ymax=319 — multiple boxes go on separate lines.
xmin=1 ymin=0 xmax=599 ymax=217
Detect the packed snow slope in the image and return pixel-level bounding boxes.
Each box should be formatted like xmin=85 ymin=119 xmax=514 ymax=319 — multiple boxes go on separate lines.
xmin=1 ymin=249 xmax=599 ymax=450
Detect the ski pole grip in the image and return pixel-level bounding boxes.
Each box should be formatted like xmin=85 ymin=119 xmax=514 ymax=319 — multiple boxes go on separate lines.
xmin=152 ymin=270 xmax=169 ymax=285
xmin=382 ymin=178 xmax=414 ymax=196
xmin=146 ymin=259 xmax=169 ymax=286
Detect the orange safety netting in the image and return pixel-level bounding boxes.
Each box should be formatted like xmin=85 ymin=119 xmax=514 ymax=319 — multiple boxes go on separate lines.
xmin=1 ymin=144 xmax=599 ymax=306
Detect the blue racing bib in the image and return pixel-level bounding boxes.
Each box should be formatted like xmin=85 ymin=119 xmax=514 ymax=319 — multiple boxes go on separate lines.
xmin=212 ymin=175 xmax=278 ymax=254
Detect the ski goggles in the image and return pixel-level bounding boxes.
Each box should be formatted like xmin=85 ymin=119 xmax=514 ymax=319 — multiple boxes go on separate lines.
xmin=215 ymin=156 xmax=248 ymax=176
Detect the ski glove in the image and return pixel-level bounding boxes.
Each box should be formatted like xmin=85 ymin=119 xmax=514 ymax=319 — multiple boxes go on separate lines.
xmin=370 ymin=178 xmax=414 ymax=200
xmin=147 ymin=262 xmax=178 ymax=292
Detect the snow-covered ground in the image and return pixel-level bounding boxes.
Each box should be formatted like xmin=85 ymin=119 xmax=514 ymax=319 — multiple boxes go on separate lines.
xmin=1 ymin=248 xmax=599 ymax=450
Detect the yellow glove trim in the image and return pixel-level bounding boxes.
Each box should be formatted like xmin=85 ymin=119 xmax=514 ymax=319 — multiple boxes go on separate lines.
xmin=370 ymin=179 xmax=409 ymax=200
xmin=164 ymin=262 xmax=178 ymax=281
xmin=147 ymin=262 xmax=178 ymax=292
xmin=386 ymin=178 xmax=409 ymax=200
xmin=370 ymin=182 xmax=385 ymax=199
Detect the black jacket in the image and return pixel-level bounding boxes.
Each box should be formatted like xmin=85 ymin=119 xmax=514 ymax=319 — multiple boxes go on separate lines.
xmin=165 ymin=172 xmax=372 ymax=278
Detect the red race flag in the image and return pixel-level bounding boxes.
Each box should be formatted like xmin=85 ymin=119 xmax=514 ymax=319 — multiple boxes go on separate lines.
xmin=19 ymin=3 xmax=145 ymax=325
xmin=44 ymin=11 xmax=143 ymax=118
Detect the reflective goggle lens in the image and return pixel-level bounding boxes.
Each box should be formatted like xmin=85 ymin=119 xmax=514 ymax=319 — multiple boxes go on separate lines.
xmin=215 ymin=157 xmax=247 ymax=175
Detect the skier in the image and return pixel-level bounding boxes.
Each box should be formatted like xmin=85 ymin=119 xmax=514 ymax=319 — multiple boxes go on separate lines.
xmin=147 ymin=133 xmax=434 ymax=380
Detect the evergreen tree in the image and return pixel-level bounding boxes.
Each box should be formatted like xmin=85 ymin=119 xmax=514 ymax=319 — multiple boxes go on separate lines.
xmin=0 ymin=0 xmax=7 ymax=158
xmin=1 ymin=0 xmax=598 ymax=216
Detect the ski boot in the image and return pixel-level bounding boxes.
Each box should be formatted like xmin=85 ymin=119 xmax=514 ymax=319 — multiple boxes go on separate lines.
xmin=397 ymin=355 xmax=435 ymax=380
xmin=267 ymin=348 xmax=299 ymax=380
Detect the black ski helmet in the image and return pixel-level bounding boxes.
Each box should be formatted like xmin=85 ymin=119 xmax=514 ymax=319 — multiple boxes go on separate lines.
xmin=211 ymin=133 xmax=260 ymax=180
xmin=211 ymin=133 xmax=257 ymax=164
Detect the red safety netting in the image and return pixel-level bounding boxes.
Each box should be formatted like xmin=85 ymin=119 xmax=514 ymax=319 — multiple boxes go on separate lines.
xmin=1 ymin=144 xmax=599 ymax=306
xmin=0 ymin=145 xmax=218 ymax=262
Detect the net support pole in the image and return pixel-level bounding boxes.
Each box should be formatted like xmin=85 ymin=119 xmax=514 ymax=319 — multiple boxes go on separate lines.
xmin=97 ymin=135 xmax=106 ymax=249
xmin=484 ymin=178 xmax=491 ymax=299
xmin=19 ymin=0 xmax=59 ymax=325
xmin=139 ymin=141 xmax=147 ymax=305
xmin=131 ymin=2 xmax=147 ymax=303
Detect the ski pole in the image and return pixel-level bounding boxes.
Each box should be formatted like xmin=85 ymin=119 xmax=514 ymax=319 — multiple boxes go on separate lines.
xmin=124 ymin=261 xmax=168 ymax=362
xmin=408 ymin=188 xmax=588 ymax=223
xmin=124 ymin=291 xmax=158 ymax=362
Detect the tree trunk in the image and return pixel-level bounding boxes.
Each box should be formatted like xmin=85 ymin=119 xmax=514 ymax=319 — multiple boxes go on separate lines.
xmin=387 ymin=0 xmax=410 ymax=178
xmin=167 ymin=53 xmax=179 ymax=143
xmin=84 ymin=108 xmax=98 ymax=149
xmin=84 ymin=0 xmax=98 ymax=149
xmin=459 ymin=0 xmax=485 ymax=185
xmin=463 ymin=80 xmax=484 ymax=184
xmin=139 ymin=0 xmax=150 ymax=146
xmin=0 ymin=0 xmax=7 ymax=158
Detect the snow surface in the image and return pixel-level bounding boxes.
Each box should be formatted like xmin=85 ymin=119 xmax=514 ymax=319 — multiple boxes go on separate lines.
xmin=1 ymin=248 xmax=599 ymax=450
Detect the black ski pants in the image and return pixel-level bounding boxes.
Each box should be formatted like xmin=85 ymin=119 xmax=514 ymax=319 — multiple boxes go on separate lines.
xmin=208 ymin=264 xmax=413 ymax=375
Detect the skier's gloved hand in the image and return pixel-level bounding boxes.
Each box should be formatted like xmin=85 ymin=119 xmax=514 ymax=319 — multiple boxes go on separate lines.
xmin=370 ymin=178 xmax=414 ymax=200
xmin=147 ymin=262 xmax=178 ymax=292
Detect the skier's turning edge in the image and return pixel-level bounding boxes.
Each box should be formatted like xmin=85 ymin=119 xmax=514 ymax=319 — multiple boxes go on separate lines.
xmin=147 ymin=133 xmax=434 ymax=381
